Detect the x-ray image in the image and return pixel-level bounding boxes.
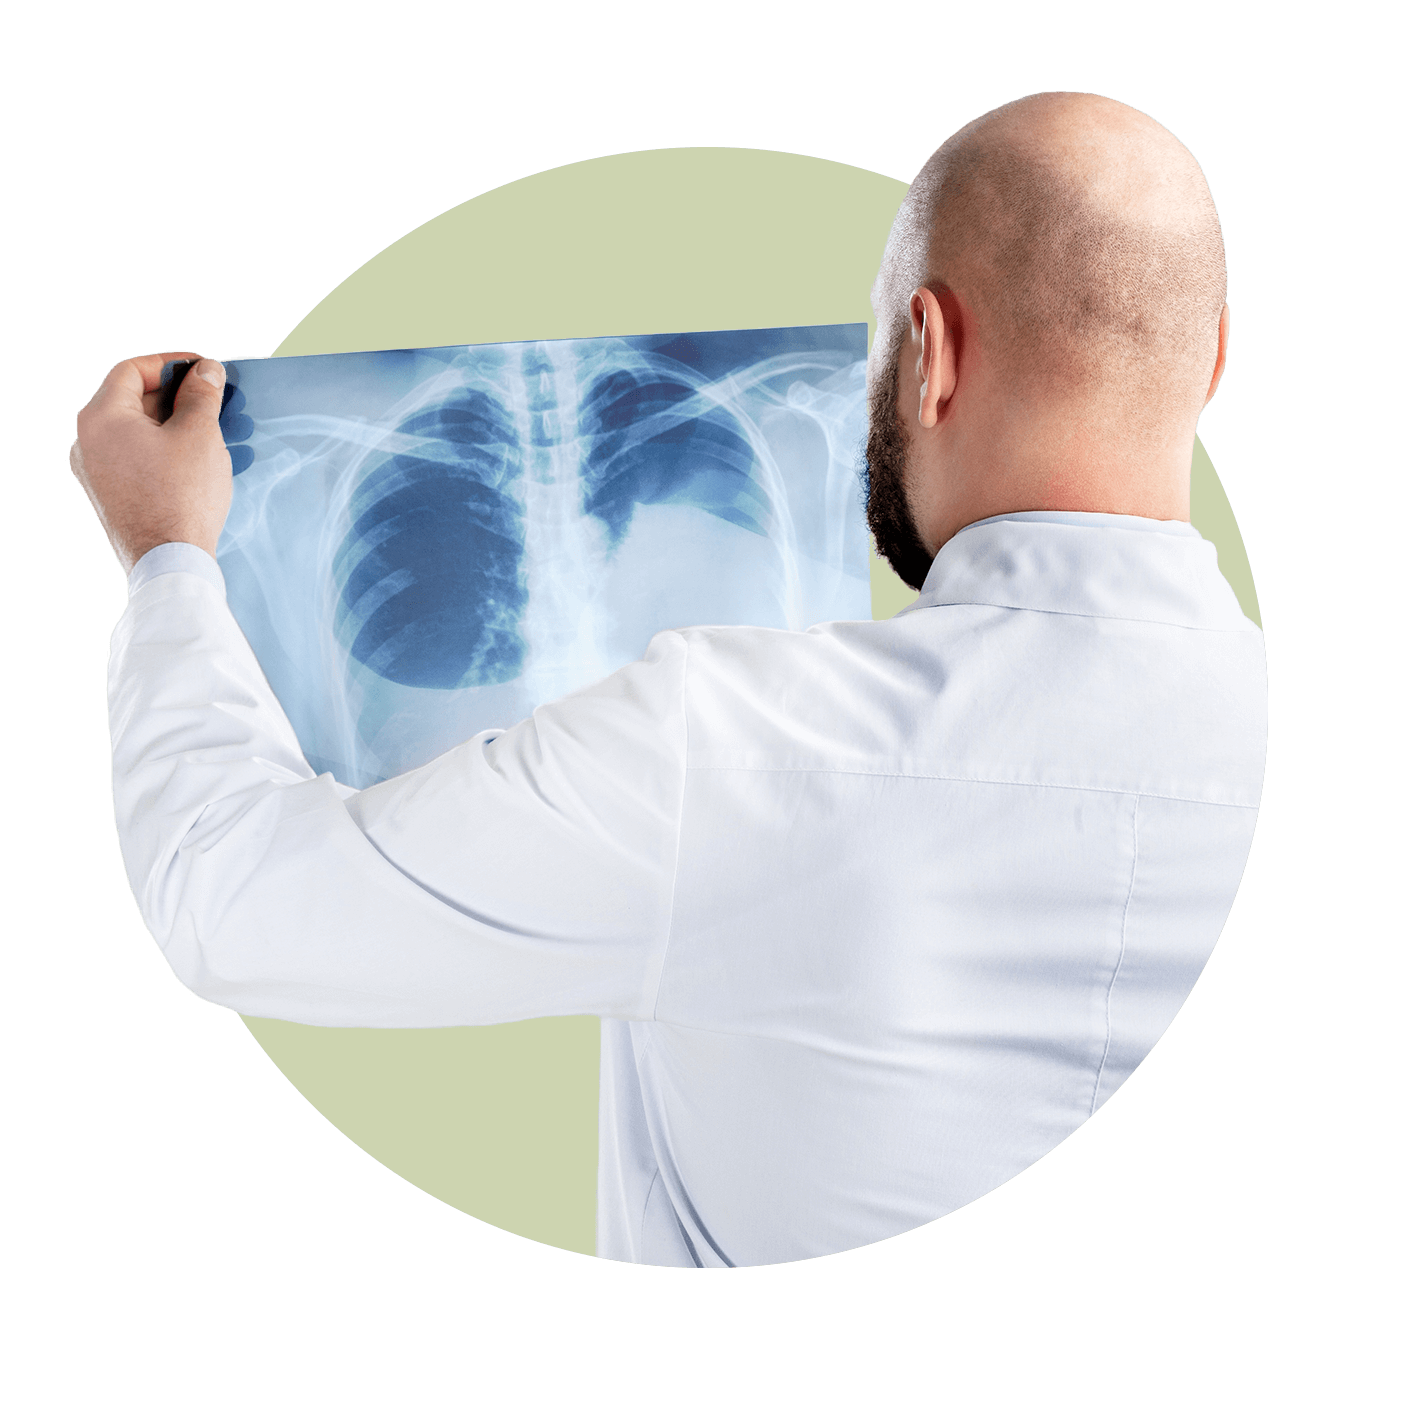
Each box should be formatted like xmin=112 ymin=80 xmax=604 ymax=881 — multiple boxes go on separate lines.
xmin=214 ymin=325 xmax=872 ymax=788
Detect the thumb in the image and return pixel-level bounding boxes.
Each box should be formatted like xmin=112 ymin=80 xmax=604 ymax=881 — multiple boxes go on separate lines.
xmin=168 ymin=358 xmax=227 ymax=426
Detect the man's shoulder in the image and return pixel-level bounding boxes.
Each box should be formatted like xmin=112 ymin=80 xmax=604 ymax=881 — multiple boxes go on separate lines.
xmin=671 ymin=600 xmax=1266 ymax=805
xmin=672 ymin=610 xmax=982 ymax=770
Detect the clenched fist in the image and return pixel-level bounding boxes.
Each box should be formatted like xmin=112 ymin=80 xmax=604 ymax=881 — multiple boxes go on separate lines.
xmin=72 ymin=353 xmax=234 ymax=573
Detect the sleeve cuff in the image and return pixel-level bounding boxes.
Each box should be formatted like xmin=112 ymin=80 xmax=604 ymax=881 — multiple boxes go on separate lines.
xmin=128 ymin=542 xmax=227 ymax=600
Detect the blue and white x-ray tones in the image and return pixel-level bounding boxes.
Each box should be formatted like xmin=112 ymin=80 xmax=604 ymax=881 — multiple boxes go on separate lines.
xmin=214 ymin=326 xmax=872 ymax=787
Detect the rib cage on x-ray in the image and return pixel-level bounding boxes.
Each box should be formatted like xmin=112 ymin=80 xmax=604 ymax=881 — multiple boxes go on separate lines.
xmin=215 ymin=326 xmax=871 ymax=788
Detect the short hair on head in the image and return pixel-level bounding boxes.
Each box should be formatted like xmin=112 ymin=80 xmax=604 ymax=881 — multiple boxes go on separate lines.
xmin=888 ymin=94 xmax=1227 ymax=424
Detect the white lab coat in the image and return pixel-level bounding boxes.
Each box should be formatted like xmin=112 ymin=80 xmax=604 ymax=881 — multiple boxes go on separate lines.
xmin=109 ymin=511 xmax=1266 ymax=1266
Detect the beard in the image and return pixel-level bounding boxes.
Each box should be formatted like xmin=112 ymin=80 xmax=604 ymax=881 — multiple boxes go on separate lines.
xmin=862 ymin=339 xmax=936 ymax=593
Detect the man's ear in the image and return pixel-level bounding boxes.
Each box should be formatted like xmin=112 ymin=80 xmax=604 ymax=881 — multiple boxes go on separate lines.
xmin=1205 ymin=303 xmax=1230 ymax=406
xmin=913 ymin=286 xmax=958 ymax=429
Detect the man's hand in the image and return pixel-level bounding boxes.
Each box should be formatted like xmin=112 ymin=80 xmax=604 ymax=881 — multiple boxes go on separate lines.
xmin=72 ymin=353 xmax=235 ymax=574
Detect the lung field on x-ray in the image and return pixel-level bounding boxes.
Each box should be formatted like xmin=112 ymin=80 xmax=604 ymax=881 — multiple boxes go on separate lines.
xmin=332 ymin=390 xmax=527 ymax=690
xmin=215 ymin=326 xmax=870 ymax=787
xmin=580 ymin=365 xmax=769 ymax=545
xmin=334 ymin=342 xmax=787 ymax=693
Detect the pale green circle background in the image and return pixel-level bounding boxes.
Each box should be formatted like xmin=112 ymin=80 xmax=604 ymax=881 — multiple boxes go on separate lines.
xmin=246 ymin=149 xmax=1261 ymax=1257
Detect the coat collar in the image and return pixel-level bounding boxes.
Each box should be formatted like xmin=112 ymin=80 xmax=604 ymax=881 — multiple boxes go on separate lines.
xmin=903 ymin=511 xmax=1256 ymax=632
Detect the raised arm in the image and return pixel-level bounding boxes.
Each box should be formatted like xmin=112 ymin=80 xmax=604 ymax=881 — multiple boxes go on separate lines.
xmin=78 ymin=355 xmax=686 ymax=1028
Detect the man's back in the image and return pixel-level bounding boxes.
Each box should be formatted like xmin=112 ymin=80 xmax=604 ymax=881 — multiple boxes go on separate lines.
xmin=596 ymin=512 xmax=1264 ymax=1264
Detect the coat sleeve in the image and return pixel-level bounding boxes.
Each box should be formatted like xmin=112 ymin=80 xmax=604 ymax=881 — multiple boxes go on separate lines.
xmin=108 ymin=563 xmax=688 ymax=1027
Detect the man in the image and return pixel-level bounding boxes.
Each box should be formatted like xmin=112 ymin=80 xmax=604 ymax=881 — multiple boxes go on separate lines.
xmin=73 ymin=93 xmax=1266 ymax=1267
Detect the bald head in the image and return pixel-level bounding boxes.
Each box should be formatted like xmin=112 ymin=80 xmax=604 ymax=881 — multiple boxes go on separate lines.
xmin=864 ymin=94 xmax=1231 ymax=587
xmin=878 ymin=92 xmax=1226 ymax=421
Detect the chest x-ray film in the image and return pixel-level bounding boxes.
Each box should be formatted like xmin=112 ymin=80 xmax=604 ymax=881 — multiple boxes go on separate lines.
xmin=214 ymin=324 xmax=871 ymax=788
